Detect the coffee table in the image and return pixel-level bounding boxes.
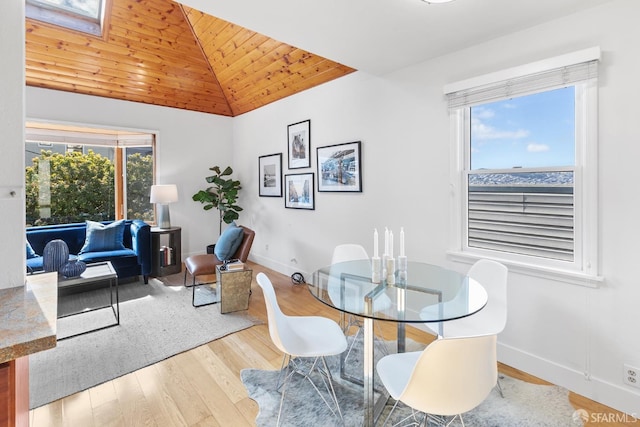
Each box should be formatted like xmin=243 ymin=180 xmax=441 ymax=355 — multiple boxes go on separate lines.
xmin=57 ymin=261 xmax=119 ymax=340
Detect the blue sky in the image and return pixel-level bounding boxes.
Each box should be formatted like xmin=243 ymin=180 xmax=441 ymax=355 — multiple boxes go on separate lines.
xmin=470 ymin=87 xmax=575 ymax=170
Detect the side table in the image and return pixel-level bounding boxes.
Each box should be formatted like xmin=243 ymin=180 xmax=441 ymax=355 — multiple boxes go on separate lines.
xmin=151 ymin=226 xmax=182 ymax=276
xmin=192 ymin=265 xmax=253 ymax=313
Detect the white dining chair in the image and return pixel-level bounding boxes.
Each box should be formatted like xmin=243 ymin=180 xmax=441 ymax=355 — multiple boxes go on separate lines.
xmin=421 ymin=258 xmax=508 ymax=397
xmin=376 ymin=334 xmax=498 ymax=427
xmin=255 ymin=272 xmax=348 ymax=426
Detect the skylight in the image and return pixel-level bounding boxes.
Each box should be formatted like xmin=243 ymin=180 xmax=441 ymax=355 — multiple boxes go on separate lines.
xmin=26 ymin=0 xmax=106 ymax=37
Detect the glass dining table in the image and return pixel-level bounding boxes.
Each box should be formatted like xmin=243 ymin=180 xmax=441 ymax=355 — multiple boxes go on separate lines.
xmin=309 ymin=259 xmax=488 ymax=426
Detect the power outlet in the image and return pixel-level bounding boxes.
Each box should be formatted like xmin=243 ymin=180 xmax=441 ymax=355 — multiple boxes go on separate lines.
xmin=623 ymin=364 xmax=640 ymax=388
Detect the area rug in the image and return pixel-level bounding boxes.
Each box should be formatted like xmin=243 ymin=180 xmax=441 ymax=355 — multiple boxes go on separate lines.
xmin=29 ymin=273 xmax=260 ymax=409
xmin=241 ymin=339 xmax=581 ymax=427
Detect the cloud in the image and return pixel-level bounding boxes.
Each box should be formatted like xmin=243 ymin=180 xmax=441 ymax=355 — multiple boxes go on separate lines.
xmin=527 ymin=143 xmax=550 ymax=152
xmin=471 ymin=118 xmax=529 ymax=140
xmin=473 ymin=107 xmax=495 ymax=120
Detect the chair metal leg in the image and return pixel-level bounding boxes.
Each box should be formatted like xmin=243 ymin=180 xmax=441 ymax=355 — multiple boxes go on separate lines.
xmin=496 ymin=376 xmax=505 ymax=398
xmin=276 ymin=355 xmax=344 ymax=426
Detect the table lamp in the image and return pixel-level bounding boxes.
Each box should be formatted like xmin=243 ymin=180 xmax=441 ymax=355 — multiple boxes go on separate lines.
xmin=150 ymin=184 xmax=178 ymax=229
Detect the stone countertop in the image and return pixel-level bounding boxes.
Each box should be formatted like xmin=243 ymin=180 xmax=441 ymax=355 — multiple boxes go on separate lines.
xmin=0 ymin=272 xmax=57 ymax=364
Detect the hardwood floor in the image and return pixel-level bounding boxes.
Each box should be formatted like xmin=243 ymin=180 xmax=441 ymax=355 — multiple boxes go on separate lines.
xmin=30 ymin=262 xmax=638 ymax=426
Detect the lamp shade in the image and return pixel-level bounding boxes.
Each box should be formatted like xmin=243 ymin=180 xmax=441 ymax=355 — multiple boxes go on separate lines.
xmin=150 ymin=184 xmax=178 ymax=204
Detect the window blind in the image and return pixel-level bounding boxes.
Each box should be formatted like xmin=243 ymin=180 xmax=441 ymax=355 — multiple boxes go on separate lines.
xmin=445 ymin=49 xmax=599 ymax=109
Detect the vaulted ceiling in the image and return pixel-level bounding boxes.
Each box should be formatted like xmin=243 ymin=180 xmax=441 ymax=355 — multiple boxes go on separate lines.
xmin=25 ymin=0 xmax=355 ymax=116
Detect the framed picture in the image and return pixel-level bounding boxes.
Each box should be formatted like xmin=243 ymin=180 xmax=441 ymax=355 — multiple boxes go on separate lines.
xmin=287 ymin=119 xmax=311 ymax=169
xmin=258 ymin=153 xmax=283 ymax=197
xmin=317 ymin=141 xmax=362 ymax=192
xmin=285 ymin=173 xmax=315 ymax=210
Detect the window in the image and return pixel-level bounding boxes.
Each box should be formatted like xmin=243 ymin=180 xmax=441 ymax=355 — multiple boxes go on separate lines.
xmin=446 ymin=48 xmax=600 ymax=283
xmin=26 ymin=0 xmax=107 ymax=37
xmin=25 ymin=123 xmax=155 ymax=227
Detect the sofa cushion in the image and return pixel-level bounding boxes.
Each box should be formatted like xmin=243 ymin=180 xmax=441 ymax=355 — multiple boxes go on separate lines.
xmin=78 ymin=249 xmax=137 ymax=263
xmin=80 ymin=220 xmax=126 ymax=254
xmin=214 ymin=222 xmax=244 ymax=261
xmin=26 ymin=240 xmax=38 ymax=259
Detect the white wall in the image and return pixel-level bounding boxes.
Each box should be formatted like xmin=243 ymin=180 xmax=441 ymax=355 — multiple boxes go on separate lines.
xmin=26 ymin=88 xmax=234 ymax=258
xmin=232 ymin=0 xmax=640 ymax=415
xmin=0 ymin=0 xmax=26 ymax=289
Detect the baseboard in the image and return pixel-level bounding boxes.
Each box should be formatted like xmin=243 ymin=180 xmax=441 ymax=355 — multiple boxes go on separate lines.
xmin=499 ymin=342 xmax=640 ymax=419
xmin=247 ymin=254 xmax=309 ymax=281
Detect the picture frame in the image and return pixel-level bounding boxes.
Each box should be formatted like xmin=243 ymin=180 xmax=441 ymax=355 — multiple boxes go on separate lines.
xmin=258 ymin=153 xmax=283 ymax=197
xmin=284 ymin=173 xmax=315 ymax=210
xmin=287 ymin=119 xmax=311 ymax=169
xmin=317 ymin=141 xmax=362 ymax=192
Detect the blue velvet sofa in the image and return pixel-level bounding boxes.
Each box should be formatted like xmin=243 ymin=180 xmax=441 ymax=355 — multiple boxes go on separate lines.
xmin=26 ymin=220 xmax=152 ymax=283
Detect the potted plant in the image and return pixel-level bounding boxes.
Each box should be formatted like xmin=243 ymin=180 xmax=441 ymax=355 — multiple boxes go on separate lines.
xmin=192 ymin=166 xmax=243 ymax=235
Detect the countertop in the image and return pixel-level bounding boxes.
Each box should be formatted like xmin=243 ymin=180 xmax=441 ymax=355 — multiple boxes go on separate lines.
xmin=0 ymin=272 xmax=57 ymax=364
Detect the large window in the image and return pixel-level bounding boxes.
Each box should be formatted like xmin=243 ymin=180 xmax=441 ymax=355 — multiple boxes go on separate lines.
xmin=25 ymin=123 xmax=155 ymax=226
xmin=446 ymin=48 xmax=600 ymax=283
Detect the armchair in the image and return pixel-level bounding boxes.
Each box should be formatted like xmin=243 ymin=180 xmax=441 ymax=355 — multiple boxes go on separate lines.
xmin=184 ymin=225 xmax=255 ymax=286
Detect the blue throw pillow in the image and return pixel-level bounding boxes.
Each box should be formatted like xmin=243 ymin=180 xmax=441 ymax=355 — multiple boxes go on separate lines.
xmin=26 ymin=240 xmax=38 ymax=259
xmin=79 ymin=220 xmax=126 ymax=254
xmin=214 ymin=223 xmax=244 ymax=261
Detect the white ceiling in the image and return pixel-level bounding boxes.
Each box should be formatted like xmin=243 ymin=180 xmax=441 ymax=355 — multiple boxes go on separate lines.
xmin=177 ymin=0 xmax=614 ymax=75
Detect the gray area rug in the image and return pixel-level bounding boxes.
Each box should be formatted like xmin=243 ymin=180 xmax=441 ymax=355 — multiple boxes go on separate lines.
xmin=29 ymin=273 xmax=260 ymax=409
xmin=241 ymin=338 xmax=581 ymax=427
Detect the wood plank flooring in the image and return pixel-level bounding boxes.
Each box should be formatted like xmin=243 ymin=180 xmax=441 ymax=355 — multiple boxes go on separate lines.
xmin=29 ymin=261 xmax=638 ymax=426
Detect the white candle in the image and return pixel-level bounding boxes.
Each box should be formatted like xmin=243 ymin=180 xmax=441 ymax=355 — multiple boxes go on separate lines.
xmin=373 ymin=228 xmax=379 ymax=258
xmin=384 ymin=227 xmax=389 ymax=256
xmin=389 ymin=231 xmax=394 ymax=258
xmin=400 ymin=227 xmax=405 ymax=257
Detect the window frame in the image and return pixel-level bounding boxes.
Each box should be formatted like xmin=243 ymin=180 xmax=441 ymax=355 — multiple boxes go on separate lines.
xmin=25 ymin=120 xmax=157 ymax=226
xmin=446 ymin=51 xmax=602 ymax=287
xmin=26 ymin=0 xmax=109 ymax=38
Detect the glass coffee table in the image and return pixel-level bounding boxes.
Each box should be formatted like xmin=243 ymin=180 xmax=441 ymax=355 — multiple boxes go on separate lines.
xmin=57 ymin=261 xmax=119 ymax=340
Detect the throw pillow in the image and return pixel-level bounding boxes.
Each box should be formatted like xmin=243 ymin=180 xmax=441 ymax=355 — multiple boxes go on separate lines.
xmin=79 ymin=220 xmax=126 ymax=254
xmin=26 ymin=240 xmax=38 ymax=259
xmin=214 ymin=222 xmax=244 ymax=261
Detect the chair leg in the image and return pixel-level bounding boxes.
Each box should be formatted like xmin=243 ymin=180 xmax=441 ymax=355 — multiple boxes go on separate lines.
xmin=496 ymin=376 xmax=505 ymax=398
xmin=380 ymin=399 xmax=400 ymax=426
xmin=277 ymin=355 xmax=343 ymax=425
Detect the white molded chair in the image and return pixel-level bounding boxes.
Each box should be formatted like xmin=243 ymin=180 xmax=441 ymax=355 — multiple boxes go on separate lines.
xmin=424 ymin=259 xmax=508 ymax=339
xmin=376 ymin=334 xmax=498 ymax=427
xmin=255 ymin=272 xmax=348 ymax=426
xmin=328 ymin=244 xmax=393 ymax=316
xmin=421 ymin=259 xmax=507 ymax=397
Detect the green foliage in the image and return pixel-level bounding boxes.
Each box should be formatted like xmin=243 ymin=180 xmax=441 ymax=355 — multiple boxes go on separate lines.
xmin=25 ymin=149 xmax=154 ymax=226
xmin=126 ymin=152 xmax=154 ymax=221
xmin=192 ymin=165 xmax=243 ymax=234
xmin=26 ymin=150 xmax=115 ymax=225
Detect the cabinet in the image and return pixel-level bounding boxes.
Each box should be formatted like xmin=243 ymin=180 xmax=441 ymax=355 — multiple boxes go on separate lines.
xmin=151 ymin=227 xmax=182 ymax=276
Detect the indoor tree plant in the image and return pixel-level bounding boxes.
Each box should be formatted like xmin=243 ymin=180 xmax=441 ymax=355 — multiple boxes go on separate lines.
xmin=192 ymin=166 xmax=243 ymax=235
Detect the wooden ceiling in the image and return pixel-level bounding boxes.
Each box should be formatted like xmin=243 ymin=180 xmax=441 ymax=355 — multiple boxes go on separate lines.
xmin=25 ymin=0 xmax=355 ymax=117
